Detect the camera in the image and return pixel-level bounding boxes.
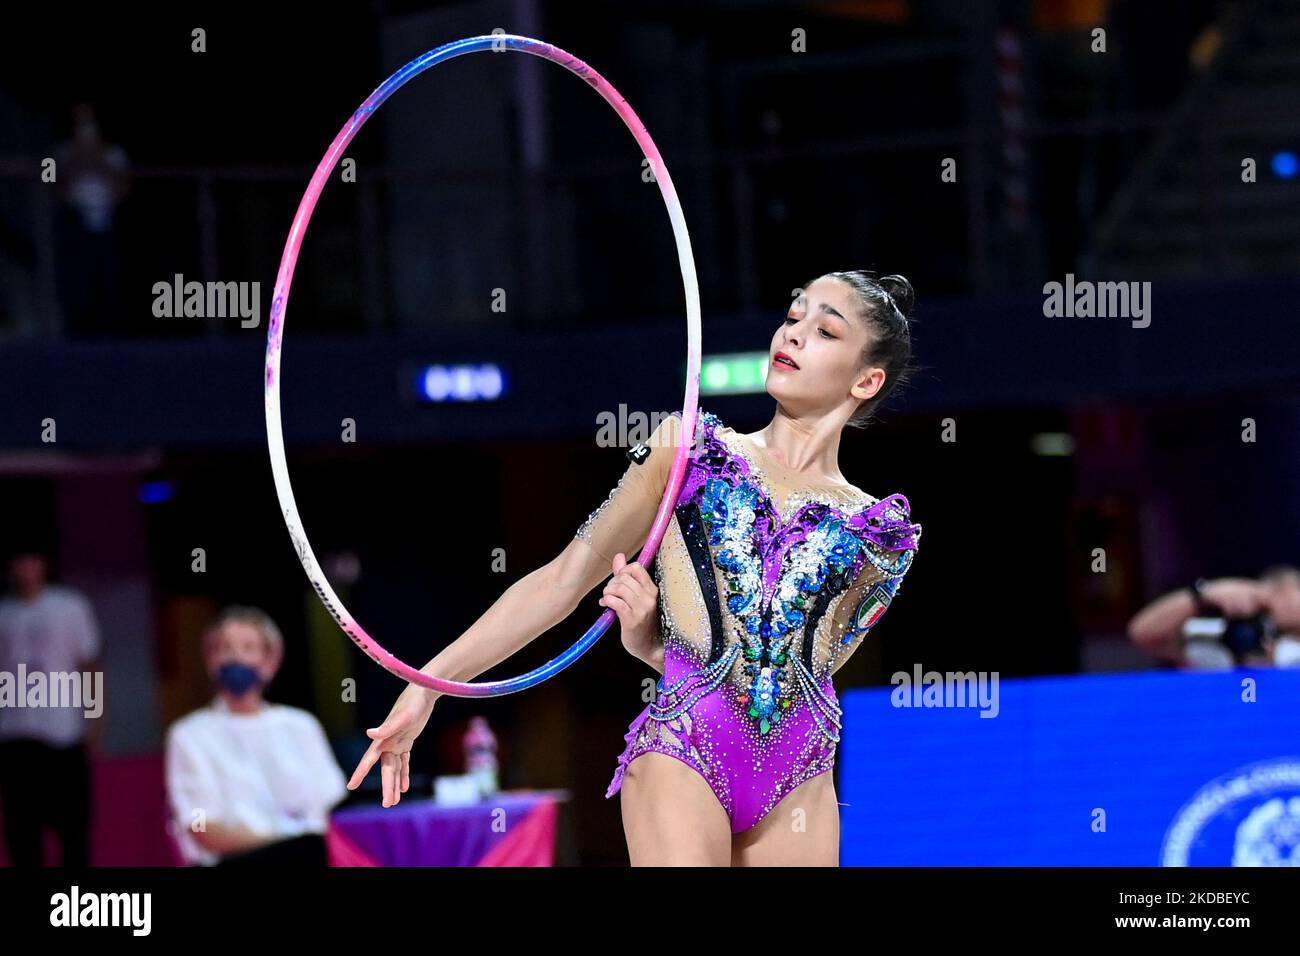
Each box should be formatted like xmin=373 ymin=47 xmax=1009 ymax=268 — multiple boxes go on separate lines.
xmin=1182 ymin=608 xmax=1277 ymax=664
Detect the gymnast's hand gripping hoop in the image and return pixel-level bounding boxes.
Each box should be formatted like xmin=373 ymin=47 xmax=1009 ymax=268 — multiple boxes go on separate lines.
xmin=264 ymin=35 xmax=702 ymax=696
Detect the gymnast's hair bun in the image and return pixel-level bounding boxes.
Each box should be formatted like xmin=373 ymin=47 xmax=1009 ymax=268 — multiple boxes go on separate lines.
xmin=876 ymin=274 xmax=915 ymax=319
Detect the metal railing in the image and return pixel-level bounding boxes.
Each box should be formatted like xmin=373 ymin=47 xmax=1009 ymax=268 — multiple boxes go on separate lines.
xmin=3 ymin=8 xmax=1287 ymax=341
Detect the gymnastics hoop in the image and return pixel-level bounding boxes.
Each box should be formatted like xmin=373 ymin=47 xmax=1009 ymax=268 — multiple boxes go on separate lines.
xmin=265 ymin=34 xmax=701 ymax=696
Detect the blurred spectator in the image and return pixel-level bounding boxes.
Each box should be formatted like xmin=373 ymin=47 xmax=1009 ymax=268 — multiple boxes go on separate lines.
xmin=53 ymin=102 xmax=130 ymax=338
xmin=164 ymin=606 xmax=346 ymax=866
xmin=0 ymin=543 xmax=102 ymax=867
xmin=1127 ymin=565 xmax=1300 ymax=670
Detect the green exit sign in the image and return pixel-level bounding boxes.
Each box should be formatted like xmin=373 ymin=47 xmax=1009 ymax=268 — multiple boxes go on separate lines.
xmin=698 ymin=352 xmax=770 ymax=395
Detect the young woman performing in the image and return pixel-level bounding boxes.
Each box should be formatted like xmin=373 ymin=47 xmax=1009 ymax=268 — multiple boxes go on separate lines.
xmin=348 ymin=270 xmax=922 ymax=866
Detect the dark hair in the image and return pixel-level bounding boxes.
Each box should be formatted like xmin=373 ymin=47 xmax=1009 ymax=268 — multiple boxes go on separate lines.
xmin=4 ymin=538 xmax=54 ymax=566
xmin=800 ymin=269 xmax=918 ymax=429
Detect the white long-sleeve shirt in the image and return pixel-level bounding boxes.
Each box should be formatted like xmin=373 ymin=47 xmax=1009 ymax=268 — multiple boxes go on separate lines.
xmin=164 ymin=696 xmax=348 ymax=865
xmin=0 ymin=585 xmax=101 ymax=746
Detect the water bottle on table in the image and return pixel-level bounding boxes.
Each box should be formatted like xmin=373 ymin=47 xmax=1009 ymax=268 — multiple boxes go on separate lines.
xmin=462 ymin=716 xmax=499 ymax=797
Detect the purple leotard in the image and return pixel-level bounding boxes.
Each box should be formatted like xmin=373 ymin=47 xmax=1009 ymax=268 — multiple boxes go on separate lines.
xmin=576 ymin=409 xmax=920 ymax=834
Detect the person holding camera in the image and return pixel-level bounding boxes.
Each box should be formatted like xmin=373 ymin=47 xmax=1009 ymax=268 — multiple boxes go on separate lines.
xmin=1127 ymin=565 xmax=1300 ymax=669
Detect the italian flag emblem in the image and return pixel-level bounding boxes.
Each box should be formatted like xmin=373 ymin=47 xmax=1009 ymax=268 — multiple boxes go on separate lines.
xmin=852 ymin=579 xmax=896 ymax=633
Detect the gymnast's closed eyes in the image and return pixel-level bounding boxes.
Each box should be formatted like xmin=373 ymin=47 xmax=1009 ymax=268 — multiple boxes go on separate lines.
xmin=349 ymin=270 xmax=922 ymax=866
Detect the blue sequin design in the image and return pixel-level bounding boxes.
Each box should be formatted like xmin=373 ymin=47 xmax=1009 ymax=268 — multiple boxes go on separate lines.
xmin=690 ymin=412 xmax=895 ymax=735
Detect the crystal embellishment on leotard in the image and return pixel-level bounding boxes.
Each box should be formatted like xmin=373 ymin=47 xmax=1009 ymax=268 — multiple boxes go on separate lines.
xmin=790 ymin=655 xmax=844 ymax=742
xmin=686 ymin=412 xmax=918 ymax=736
xmin=699 ymin=478 xmax=762 ymax=617
xmin=647 ymin=642 xmax=742 ymax=721
xmin=602 ymin=408 xmax=922 ymax=832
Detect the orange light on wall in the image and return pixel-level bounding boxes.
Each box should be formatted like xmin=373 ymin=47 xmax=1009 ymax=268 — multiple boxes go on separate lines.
xmin=1033 ymin=0 xmax=1110 ymax=31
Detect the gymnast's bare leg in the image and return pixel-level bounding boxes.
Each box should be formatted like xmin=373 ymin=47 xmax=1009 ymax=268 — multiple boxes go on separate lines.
xmin=619 ymin=752 xmax=732 ymax=866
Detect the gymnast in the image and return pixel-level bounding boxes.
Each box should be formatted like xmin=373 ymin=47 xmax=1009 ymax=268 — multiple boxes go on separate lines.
xmin=347 ymin=270 xmax=923 ymax=866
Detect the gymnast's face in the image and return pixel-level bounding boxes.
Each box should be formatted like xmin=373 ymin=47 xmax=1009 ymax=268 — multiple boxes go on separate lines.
xmin=767 ymin=276 xmax=885 ymax=416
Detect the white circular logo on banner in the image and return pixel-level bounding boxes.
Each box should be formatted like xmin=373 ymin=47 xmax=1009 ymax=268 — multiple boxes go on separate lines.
xmin=1161 ymin=758 xmax=1300 ymax=866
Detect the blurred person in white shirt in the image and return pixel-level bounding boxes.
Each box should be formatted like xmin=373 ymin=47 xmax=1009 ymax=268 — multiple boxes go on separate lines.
xmin=164 ymin=606 xmax=347 ymax=866
xmin=0 ymin=543 xmax=102 ymax=867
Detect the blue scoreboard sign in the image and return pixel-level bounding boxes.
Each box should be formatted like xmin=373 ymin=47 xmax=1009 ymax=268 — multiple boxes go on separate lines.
xmin=837 ymin=668 xmax=1300 ymax=866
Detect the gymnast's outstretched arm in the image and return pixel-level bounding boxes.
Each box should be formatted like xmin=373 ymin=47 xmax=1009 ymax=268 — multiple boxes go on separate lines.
xmin=419 ymin=411 xmax=684 ymax=690
xmin=349 ymin=413 xmax=685 ymax=806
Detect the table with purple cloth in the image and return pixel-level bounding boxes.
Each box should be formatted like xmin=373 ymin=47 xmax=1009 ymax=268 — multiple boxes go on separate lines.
xmin=327 ymin=788 xmax=570 ymax=866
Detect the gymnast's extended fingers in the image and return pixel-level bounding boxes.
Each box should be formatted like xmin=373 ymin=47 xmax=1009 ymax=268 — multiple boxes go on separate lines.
xmin=400 ymin=751 xmax=411 ymax=793
xmin=348 ymin=739 xmax=383 ymax=790
xmin=381 ymin=751 xmax=400 ymax=807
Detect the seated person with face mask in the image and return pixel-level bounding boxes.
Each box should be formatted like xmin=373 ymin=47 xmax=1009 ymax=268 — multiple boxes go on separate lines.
xmin=164 ymin=606 xmax=347 ymax=865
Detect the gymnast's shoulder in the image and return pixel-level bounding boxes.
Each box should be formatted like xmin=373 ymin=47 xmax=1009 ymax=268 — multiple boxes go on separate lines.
xmin=644 ymin=407 xmax=718 ymax=449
